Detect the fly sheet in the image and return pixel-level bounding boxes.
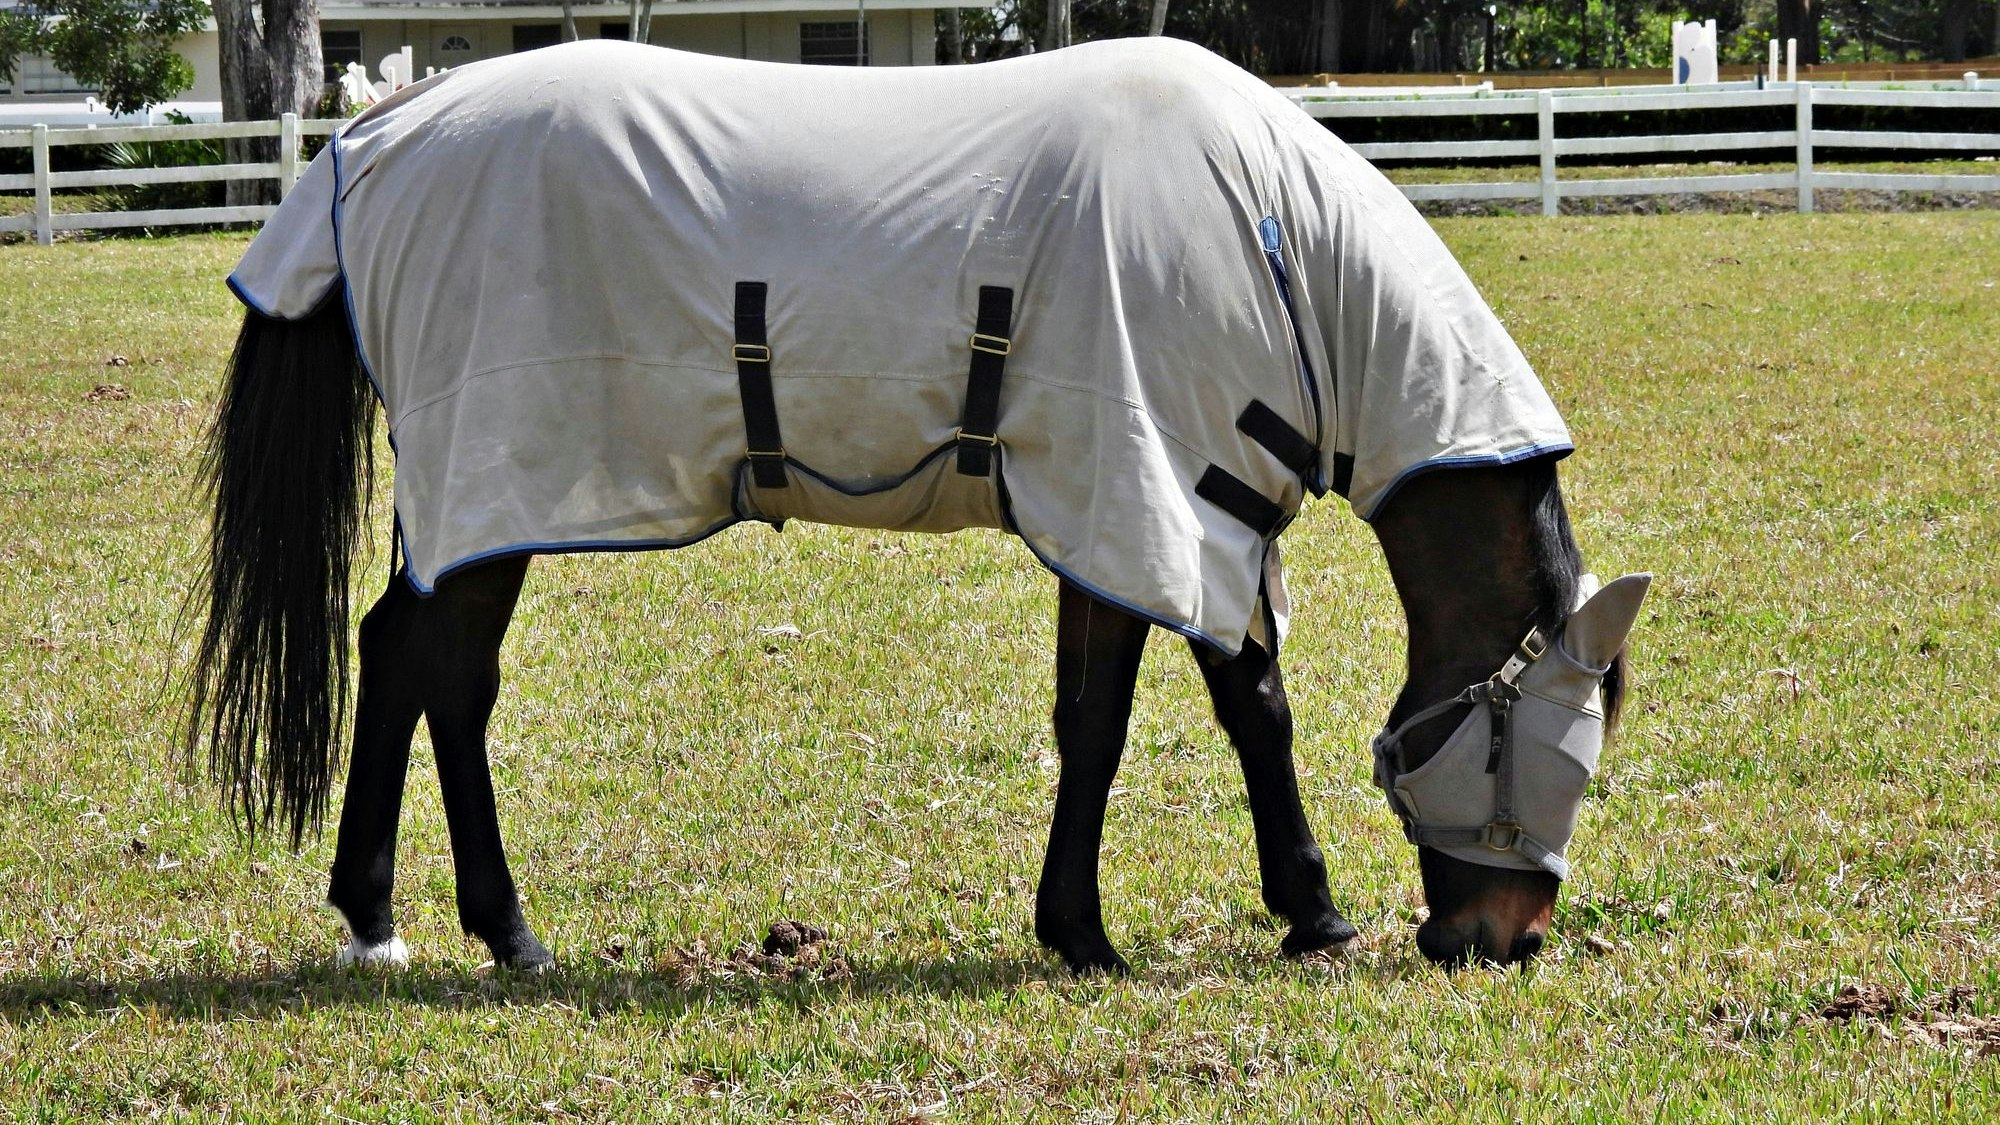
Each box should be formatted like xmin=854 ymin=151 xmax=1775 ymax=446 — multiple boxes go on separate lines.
xmin=229 ymin=38 xmax=1572 ymax=655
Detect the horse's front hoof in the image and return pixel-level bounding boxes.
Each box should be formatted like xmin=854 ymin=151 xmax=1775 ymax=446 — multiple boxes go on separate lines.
xmin=338 ymin=933 xmax=411 ymax=969
xmin=1281 ymin=911 xmax=1359 ymax=957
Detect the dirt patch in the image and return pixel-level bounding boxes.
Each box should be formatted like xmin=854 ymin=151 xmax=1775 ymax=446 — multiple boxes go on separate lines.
xmin=1817 ymin=983 xmax=1996 ymax=1055
xmin=654 ymin=924 xmax=850 ymax=987
xmin=1914 ymin=1016 xmax=2000 ymax=1055
xmin=1820 ymin=982 xmax=1899 ymax=1021
xmin=764 ymin=919 xmax=829 ymax=957
xmin=86 ymin=383 xmax=131 ymax=402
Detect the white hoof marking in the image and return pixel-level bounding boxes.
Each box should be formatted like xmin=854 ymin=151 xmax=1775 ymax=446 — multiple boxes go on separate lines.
xmin=338 ymin=934 xmax=411 ymax=968
xmin=326 ymin=902 xmax=411 ymax=969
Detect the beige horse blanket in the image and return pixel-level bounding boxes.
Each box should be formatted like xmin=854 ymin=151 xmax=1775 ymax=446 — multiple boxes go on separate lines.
xmin=230 ymin=38 xmax=1571 ymax=654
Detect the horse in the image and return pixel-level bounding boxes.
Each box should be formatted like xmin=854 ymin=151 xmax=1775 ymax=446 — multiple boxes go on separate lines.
xmin=185 ymin=38 xmax=1646 ymax=973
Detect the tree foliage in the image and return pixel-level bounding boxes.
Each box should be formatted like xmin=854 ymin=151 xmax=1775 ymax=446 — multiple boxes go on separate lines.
xmin=941 ymin=0 xmax=1998 ymax=74
xmin=0 ymin=0 xmax=207 ymax=113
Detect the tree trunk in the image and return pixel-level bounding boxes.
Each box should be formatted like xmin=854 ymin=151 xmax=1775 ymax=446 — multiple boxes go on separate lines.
xmin=945 ymin=9 xmax=965 ymax=63
xmin=1940 ymin=0 xmax=1973 ymax=62
xmin=1309 ymin=0 xmax=1339 ymax=73
xmin=1775 ymin=0 xmax=1819 ymax=68
xmin=1338 ymin=0 xmax=1407 ymax=72
xmin=1040 ymin=0 xmax=1070 ymax=51
xmin=1147 ymin=0 xmax=1170 ymax=37
xmin=215 ymin=0 xmax=323 ymax=207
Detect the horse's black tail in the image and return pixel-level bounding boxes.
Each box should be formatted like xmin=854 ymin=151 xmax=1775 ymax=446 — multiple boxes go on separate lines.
xmin=183 ymin=295 xmax=376 ymax=848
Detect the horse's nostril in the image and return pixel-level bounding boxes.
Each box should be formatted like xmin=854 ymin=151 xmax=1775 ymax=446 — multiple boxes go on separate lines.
xmin=1508 ymin=930 xmax=1546 ymax=964
xmin=1415 ymin=920 xmax=1470 ymax=967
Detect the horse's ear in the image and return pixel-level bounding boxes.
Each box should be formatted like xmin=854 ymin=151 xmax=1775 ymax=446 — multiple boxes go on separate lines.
xmin=1562 ymin=573 xmax=1651 ymax=669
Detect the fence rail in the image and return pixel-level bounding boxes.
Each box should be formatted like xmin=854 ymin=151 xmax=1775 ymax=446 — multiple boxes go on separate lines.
xmin=4 ymin=85 xmax=2000 ymax=240
xmin=0 ymin=114 xmax=343 ymax=244
xmin=1299 ymin=83 xmax=2000 ymax=213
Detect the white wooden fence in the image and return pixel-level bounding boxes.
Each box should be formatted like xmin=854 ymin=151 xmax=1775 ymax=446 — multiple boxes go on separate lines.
xmin=4 ymin=84 xmax=2000 ymax=242
xmin=0 ymin=114 xmax=343 ymax=245
xmin=1295 ymin=82 xmax=2000 ymax=213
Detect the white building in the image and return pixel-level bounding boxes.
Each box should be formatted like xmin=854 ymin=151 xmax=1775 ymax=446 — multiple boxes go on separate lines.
xmin=2 ymin=0 xmax=940 ymax=102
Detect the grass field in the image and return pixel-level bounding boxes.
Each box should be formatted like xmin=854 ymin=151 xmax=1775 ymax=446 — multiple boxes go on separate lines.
xmin=2 ymin=215 xmax=1996 ymax=1121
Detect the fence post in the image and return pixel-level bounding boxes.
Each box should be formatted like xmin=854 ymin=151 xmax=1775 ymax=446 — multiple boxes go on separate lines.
xmin=279 ymin=113 xmax=299 ymax=199
xmin=31 ymin=124 xmax=53 ymax=246
xmin=1794 ymin=80 xmax=1814 ymax=214
xmin=1537 ymin=90 xmax=1557 ymax=217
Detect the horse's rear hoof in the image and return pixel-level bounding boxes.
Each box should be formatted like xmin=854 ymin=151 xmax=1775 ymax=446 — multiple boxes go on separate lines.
xmin=501 ymin=950 xmax=555 ymax=974
xmin=484 ymin=923 xmax=553 ymax=973
xmin=1281 ymin=912 xmax=1359 ymax=957
xmin=338 ymin=934 xmax=411 ymax=969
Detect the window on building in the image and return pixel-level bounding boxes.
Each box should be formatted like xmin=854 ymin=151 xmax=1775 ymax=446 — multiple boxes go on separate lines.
xmin=800 ymin=21 xmax=868 ymax=66
xmin=600 ymin=23 xmax=630 ymax=41
xmin=323 ymin=29 xmax=364 ymax=83
xmin=438 ymin=35 xmax=474 ymax=56
xmin=512 ymin=25 xmax=562 ymax=53
xmin=9 ymin=54 xmax=88 ymax=96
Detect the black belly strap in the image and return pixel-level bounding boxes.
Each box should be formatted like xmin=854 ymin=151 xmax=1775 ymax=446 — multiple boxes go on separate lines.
xmin=956 ymin=285 xmax=1014 ymax=477
xmin=733 ymin=281 xmax=787 ymax=489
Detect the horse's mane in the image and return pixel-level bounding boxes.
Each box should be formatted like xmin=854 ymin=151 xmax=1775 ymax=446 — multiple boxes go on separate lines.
xmin=1525 ymin=458 xmax=1630 ymax=734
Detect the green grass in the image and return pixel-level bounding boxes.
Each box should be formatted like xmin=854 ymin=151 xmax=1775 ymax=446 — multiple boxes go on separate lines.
xmin=2 ymin=217 xmax=1997 ymax=1121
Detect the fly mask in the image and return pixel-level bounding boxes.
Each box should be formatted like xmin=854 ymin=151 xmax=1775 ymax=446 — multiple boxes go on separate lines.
xmin=1372 ymin=573 xmax=1651 ymax=880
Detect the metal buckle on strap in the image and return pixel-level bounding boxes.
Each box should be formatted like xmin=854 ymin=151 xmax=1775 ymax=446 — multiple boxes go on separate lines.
xmin=968 ymin=332 xmax=1012 ymax=356
xmin=1519 ymin=629 xmax=1547 ymax=663
xmin=1483 ymin=821 xmax=1522 ymax=851
xmin=746 ymin=448 xmax=786 ymax=462
xmin=954 ymin=429 xmax=998 ymax=447
xmin=732 ymin=343 xmax=772 ymax=363
xmin=1494 ymin=627 xmax=1546 ymax=686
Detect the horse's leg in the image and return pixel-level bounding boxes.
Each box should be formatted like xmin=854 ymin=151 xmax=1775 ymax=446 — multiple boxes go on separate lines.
xmin=1187 ymin=638 xmax=1358 ymax=956
xmin=324 ymin=576 xmax=428 ymax=966
xmin=415 ymin=555 xmax=551 ymax=970
xmin=1035 ymin=581 xmax=1151 ymax=975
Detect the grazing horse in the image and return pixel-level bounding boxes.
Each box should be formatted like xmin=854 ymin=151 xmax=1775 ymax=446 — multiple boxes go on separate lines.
xmin=187 ymin=39 xmax=1645 ymax=972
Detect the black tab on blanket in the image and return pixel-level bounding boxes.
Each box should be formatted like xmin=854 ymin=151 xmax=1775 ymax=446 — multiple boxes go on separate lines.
xmin=1236 ymin=400 xmax=1317 ymax=475
xmin=956 ymin=286 xmax=1014 ymax=477
xmin=1196 ymin=465 xmax=1290 ymax=538
xmin=733 ymin=281 xmax=787 ymax=489
xmin=1331 ymin=452 xmax=1355 ymax=499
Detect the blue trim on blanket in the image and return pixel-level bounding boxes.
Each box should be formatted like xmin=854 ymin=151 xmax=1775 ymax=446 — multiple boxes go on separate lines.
xmin=329 ymin=140 xmax=391 ymax=408
xmin=1359 ymin=441 xmax=1576 ymax=521
xmin=1257 ymin=215 xmax=1328 ymax=497
xmin=406 ymin=516 xmax=748 ymax=595
xmin=990 ymin=448 xmax=1241 ymax=656
xmin=323 ymin=136 xmax=418 ymax=587
xmin=400 ymin=440 xmax=1245 ymax=654
xmin=224 ymin=272 xmax=279 ymax=319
